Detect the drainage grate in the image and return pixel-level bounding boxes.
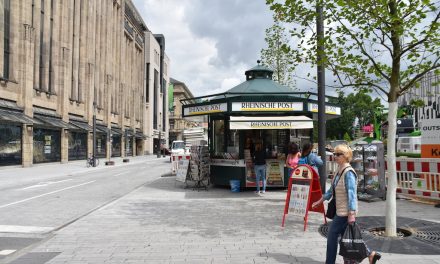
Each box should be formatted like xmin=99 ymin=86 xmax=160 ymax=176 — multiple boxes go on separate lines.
xmin=414 ymin=231 xmax=440 ymax=247
xmin=318 ymin=216 xmax=440 ymax=255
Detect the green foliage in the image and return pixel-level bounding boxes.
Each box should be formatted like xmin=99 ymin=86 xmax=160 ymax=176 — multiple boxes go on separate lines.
xmin=326 ymin=90 xmax=384 ymax=140
xmin=261 ymin=16 xmax=296 ymax=88
xmin=343 ymin=132 xmax=351 ymax=142
xmin=266 ymin=0 xmax=440 ymax=101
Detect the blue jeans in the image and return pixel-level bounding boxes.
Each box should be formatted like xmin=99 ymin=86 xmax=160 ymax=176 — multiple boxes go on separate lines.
xmin=254 ymin=164 xmax=266 ymax=192
xmin=326 ymin=215 xmax=371 ymax=264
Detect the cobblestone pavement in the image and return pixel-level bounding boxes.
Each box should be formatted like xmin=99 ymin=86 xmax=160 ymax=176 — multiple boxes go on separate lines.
xmin=5 ymin=175 xmax=440 ymax=264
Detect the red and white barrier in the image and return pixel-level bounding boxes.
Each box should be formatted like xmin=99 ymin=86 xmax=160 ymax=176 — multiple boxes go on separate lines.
xmin=392 ymin=158 xmax=440 ymax=200
xmin=326 ymin=155 xmax=337 ymax=177
xmin=171 ymin=154 xmax=191 ymax=174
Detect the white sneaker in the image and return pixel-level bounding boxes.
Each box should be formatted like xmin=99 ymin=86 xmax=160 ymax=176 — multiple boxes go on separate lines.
xmin=261 ymin=191 xmax=266 ymax=194
xmin=255 ymin=191 xmax=260 ymax=194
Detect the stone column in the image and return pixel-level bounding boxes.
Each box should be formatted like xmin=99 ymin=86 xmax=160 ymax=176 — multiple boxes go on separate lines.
xmin=22 ymin=124 xmax=33 ymax=167
xmin=61 ymin=129 xmax=68 ymax=163
xmin=21 ymin=24 xmax=35 ymax=167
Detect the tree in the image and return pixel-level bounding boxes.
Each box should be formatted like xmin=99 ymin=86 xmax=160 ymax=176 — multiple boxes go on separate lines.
xmin=326 ymin=91 xmax=354 ymax=139
xmin=267 ymin=0 xmax=440 ymax=236
xmin=343 ymin=132 xmax=351 ymax=142
xmin=327 ymin=90 xmax=383 ymax=140
xmin=261 ymin=17 xmax=296 ymax=88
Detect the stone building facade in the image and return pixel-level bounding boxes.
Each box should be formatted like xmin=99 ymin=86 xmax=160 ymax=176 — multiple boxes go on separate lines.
xmin=0 ymin=0 xmax=168 ymax=167
xmin=169 ymin=78 xmax=207 ymax=145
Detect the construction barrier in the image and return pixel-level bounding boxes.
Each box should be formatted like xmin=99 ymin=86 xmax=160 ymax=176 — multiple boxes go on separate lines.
xmin=393 ymin=158 xmax=440 ymax=200
xmin=171 ymin=154 xmax=191 ymax=174
xmin=326 ymin=155 xmax=337 ymax=178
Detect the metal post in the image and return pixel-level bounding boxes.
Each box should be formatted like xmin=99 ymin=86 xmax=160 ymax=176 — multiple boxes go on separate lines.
xmin=157 ymin=124 xmax=161 ymax=158
xmin=317 ymin=1 xmax=326 ymax=194
xmin=92 ymin=102 xmax=97 ymax=167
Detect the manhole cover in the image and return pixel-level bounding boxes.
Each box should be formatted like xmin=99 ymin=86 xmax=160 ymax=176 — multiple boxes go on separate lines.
xmin=318 ymin=216 xmax=440 ymax=255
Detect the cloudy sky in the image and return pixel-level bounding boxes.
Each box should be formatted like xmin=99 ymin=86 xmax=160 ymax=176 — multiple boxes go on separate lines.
xmin=133 ymin=0 xmax=278 ymax=96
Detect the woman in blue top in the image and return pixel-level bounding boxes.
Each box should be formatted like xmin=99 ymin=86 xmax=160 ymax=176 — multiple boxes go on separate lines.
xmin=299 ymin=142 xmax=323 ymax=172
xmin=312 ymin=144 xmax=381 ymax=264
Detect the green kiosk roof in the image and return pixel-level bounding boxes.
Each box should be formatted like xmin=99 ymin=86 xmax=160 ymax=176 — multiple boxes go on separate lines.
xmin=181 ymin=63 xmax=341 ymax=120
xmin=225 ymin=64 xmax=294 ymax=94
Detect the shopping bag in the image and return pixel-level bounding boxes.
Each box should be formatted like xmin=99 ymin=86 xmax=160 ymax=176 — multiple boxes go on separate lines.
xmin=339 ymin=222 xmax=369 ymax=262
xmin=325 ymin=198 xmax=336 ymax=219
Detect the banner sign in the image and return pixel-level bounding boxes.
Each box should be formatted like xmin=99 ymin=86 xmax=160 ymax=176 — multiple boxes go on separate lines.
xmin=232 ymin=102 xmax=303 ymax=112
xmin=421 ymin=118 xmax=440 ymax=158
xmin=183 ymin=103 xmax=227 ymax=116
xmin=230 ymin=121 xmax=313 ymax=130
xmin=308 ymin=103 xmax=341 ymax=115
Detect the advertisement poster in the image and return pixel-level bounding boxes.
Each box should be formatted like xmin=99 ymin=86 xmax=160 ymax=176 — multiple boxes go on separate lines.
xmin=176 ymin=160 xmax=189 ymax=182
xmin=246 ymin=157 xmax=285 ymax=187
xmin=44 ymin=145 xmax=51 ymax=154
xmin=266 ymin=160 xmax=284 ymax=186
xmin=44 ymin=135 xmax=52 ymax=154
xmin=245 ymin=149 xmax=256 ymax=187
xmin=289 ymin=184 xmax=310 ymax=216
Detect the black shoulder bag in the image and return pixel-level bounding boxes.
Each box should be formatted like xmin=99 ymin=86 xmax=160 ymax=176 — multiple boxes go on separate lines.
xmin=325 ymin=167 xmax=350 ymax=219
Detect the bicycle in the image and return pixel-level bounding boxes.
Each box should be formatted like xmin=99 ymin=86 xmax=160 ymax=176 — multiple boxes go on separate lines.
xmin=86 ymin=156 xmax=99 ymax=167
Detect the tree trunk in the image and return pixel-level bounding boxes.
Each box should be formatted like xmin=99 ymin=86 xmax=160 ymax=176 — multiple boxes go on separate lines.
xmin=385 ymin=101 xmax=398 ymax=237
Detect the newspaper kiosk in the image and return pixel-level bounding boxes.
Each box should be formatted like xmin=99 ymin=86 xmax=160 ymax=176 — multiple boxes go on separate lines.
xmin=181 ymin=63 xmax=341 ymax=188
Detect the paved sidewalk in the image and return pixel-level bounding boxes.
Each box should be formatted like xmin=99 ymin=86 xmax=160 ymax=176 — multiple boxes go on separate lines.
xmin=7 ymin=176 xmax=439 ymax=264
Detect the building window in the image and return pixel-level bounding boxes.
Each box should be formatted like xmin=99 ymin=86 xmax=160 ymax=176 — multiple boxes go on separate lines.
xmin=39 ymin=0 xmax=45 ymax=90
xmin=2 ymin=0 xmax=11 ymax=78
xmin=48 ymin=0 xmax=54 ymax=93
xmin=0 ymin=124 xmax=22 ymax=166
xmin=146 ymin=63 xmax=150 ymax=102
xmin=153 ymin=69 xmax=158 ymax=129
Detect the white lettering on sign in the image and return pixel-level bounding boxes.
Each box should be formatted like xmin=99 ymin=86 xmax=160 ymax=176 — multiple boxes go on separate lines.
xmin=250 ymin=121 xmax=292 ymax=128
xmin=308 ymin=103 xmax=341 ymax=115
xmin=183 ymin=103 xmax=227 ymax=116
xmin=232 ymin=102 xmax=303 ymax=112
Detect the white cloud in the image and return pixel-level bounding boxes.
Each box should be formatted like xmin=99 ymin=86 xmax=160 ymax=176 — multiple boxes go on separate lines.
xmin=132 ymin=0 xmax=273 ymax=96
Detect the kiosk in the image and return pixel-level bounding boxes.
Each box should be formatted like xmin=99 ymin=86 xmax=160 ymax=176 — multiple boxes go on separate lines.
xmin=181 ymin=63 xmax=341 ymax=188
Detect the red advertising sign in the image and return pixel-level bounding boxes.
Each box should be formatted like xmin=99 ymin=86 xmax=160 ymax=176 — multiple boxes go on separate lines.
xmin=282 ymin=165 xmax=327 ymax=231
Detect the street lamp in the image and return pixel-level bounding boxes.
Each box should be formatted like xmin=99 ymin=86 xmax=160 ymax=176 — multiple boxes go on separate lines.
xmin=92 ymin=102 xmax=97 ymax=167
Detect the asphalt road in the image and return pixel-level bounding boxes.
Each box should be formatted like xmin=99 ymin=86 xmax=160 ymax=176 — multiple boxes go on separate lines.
xmin=0 ymin=158 xmax=170 ymax=261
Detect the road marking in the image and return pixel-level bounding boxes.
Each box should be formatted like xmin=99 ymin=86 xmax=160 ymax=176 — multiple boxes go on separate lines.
xmin=0 ymin=250 xmax=16 ymax=256
xmin=113 ymin=172 xmax=127 ymax=177
xmin=0 ymin=225 xmax=53 ymax=233
xmin=0 ymin=180 xmax=95 ymax=209
xmin=21 ymin=179 xmax=73 ymax=190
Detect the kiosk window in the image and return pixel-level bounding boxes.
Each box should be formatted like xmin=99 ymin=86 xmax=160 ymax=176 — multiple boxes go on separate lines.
xmin=227 ymin=129 xmax=239 ymax=158
xmin=213 ymin=119 xmax=224 ymax=154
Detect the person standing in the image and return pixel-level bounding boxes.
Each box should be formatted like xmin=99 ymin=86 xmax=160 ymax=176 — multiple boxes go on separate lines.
xmin=253 ymin=142 xmax=267 ymax=194
xmin=299 ymin=142 xmax=323 ymax=172
xmin=286 ymin=142 xmax=301 ymax=177
xmin=312 ymin=144 xmax=381 ymax=264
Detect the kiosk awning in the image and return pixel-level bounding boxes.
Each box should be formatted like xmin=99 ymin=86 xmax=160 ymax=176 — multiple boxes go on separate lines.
xmin=229 ymin=116 xmax=313 ymax=130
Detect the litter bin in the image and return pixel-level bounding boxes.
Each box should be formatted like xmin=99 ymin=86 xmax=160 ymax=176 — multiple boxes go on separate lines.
xmin=229 ymin=180 xmax=241 ymax=192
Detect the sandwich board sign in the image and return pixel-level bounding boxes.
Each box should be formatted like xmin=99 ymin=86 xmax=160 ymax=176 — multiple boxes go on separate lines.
xmin=282 ymin=164 xmax=327 ymax=231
